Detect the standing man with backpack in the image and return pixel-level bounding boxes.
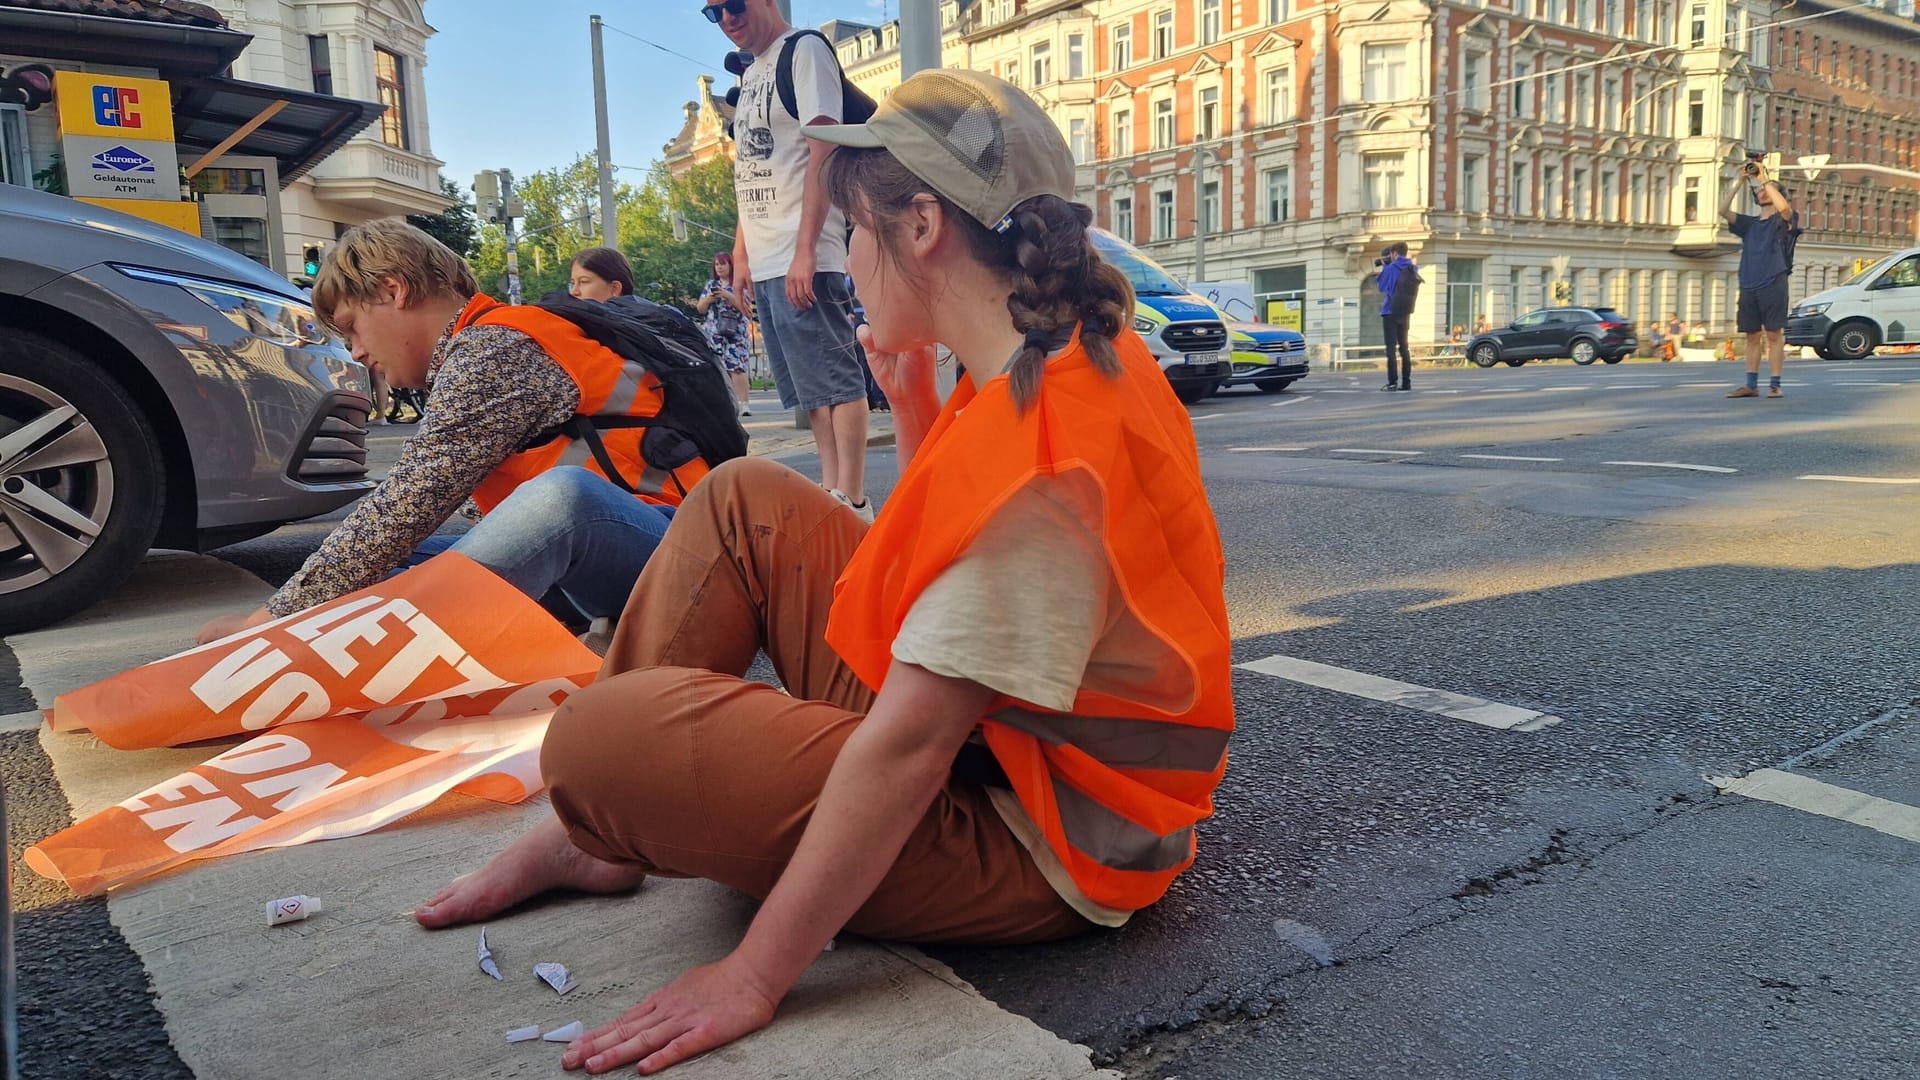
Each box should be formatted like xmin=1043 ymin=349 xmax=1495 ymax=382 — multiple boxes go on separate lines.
xmin=707 ymin=0 xmax=876 ymax=521
xmin=1720 ymin=158 xmax=1797 ymax=399
xmin=1375 ymin=242 xmax=1422 ymax=391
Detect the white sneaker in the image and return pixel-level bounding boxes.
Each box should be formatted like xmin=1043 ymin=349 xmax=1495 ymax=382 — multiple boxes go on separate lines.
xmin=828 ymin=488 xmax=876 ymax=525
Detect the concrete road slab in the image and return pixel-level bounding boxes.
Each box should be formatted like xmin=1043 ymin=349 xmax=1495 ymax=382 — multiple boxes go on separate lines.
xmin=16 ymin=552 xmax=1112 ymax=1080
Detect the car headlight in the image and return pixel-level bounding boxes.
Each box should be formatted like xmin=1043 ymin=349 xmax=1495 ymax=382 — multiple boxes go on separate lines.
xmin=1132 ymin=315 xmax=1156 ymax=334
xmin=114 ymin=265 xmax=336 ymax=348
xmin=1792 ymin=303 xmax=1828 ymax=317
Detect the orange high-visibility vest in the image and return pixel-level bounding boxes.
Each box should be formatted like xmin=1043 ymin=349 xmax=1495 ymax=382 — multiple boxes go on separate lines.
xmin=449 ymin=295 xmax=710 ymax=512
xmin=824 ymin=327 xmax=1235 ymax=912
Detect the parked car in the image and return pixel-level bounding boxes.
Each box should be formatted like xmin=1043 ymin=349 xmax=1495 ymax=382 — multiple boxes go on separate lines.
xmin=1088 ymin=229 xmax=1230 ymax=403
xmin=1786 ymin=246 xmax=1920 ymax=360
xmin=1467 ymin=307 xmax=1638 ymax=367
xmin=0 ymin=184 xmax=374 ymax=633
xmin=1210 ymin=308 xmax=1309 ymax=394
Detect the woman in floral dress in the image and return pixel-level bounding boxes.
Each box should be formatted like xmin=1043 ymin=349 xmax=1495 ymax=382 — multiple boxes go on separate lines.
xmin=696 ymin=251 xmax=754 ymax=415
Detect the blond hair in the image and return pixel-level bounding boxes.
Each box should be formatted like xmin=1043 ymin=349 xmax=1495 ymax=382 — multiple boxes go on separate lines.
xmin=312 ymin=218 xmax=478 ymax=331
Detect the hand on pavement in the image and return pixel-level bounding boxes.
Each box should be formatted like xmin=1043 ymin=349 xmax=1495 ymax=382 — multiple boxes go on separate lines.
xmin=561 ymin=956 xmax=778 ymax=1075
xmin=785 ymin=250 xmax=817 ymax=311
xmin=856 ymin=323 xmax=937 ymax=409
xmin=195 ymin=605 xmax=272 ymax=645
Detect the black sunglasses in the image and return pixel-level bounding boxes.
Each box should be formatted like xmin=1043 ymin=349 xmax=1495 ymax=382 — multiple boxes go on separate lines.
xmin=702 ymin=0 xmax=748 ymax=23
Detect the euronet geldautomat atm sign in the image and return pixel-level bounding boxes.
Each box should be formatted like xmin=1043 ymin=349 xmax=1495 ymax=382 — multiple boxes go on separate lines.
xmin=56 ymin=71 xmax=183 ymax=202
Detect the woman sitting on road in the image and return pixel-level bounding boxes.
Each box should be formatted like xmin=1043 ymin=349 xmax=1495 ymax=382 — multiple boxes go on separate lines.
xmin=413 ymin=69 xmax=1235 ymax=1076
xmin=568 ymin=246 xmax=636 ymax=302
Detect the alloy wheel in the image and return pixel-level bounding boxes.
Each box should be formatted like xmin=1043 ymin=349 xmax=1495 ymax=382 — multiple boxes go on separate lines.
xmin=0 ymin=374 xmax=114 ymax=594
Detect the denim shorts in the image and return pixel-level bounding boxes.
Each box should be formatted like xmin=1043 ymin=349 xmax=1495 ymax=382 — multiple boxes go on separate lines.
xmin=756 ymin=273 xmax=867 ymax=411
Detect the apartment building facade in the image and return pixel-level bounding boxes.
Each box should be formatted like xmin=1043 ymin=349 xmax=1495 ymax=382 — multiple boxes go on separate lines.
xmin=202 ymin=0 xmax=449 ymax=271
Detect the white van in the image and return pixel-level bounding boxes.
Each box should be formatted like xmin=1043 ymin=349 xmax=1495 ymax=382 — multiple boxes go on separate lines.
xmin=1786 ymin=246 xmax=1920 ymax=360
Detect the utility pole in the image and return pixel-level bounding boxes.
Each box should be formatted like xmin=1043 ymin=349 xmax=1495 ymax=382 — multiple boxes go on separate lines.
xmin=590 ymin=15 xmax=617 ymax=250
xmin=900 ymin=0 xmax=940 ymax=78
xmin=1192 ymin=142 xmax=1223 ymax=282
xmin=504 ymin=214 xmax=522 ymax=305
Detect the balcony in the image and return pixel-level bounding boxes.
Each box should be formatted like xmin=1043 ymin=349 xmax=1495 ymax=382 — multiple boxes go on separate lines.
xmin=1360 ymin=209 xmax=1430 ymax=236
xmin=307 ymin=140 xmax=451 ymax=217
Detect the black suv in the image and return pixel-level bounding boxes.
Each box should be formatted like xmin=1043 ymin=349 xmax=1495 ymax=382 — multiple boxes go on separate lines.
xmin=1467 ymin=307 xmax=1638 ymax=368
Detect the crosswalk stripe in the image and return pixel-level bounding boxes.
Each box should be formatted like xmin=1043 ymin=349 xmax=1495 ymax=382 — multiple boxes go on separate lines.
xmin=1707 ymin=769 xmax=1920 ymax=844
xmin=1460 ymin=454 xmax=1562 ymax=462
xmin=1603 ymin=460 xmax=1738 ymax=473
xmin=1238 ymin=654 xmax=1562 ymax=732
xmin=1798 ymin=474 xmax=1920 ymax=485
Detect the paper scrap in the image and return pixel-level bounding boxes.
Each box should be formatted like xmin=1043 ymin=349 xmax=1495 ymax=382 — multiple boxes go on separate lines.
xmin=534 ymin=961 xmax=578 ymax=995
xmin=478 ymin=926 xmax=503 ymax=981
xmin=505 ymin=1025 xmax=540 ymax=1044
xmin=542 ymin=1021 xmax=583 ymax=1043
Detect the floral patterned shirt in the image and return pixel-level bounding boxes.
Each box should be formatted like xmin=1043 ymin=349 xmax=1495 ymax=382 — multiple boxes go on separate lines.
xmin=265 ymin=321 xmax=580 ymax=616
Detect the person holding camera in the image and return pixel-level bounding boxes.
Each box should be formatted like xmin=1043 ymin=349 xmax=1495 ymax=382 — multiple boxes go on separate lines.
xmin=1720 ymin=158 xmax=1795 ymax=398
xmin=1375 ymin=242 xmax=1422 ymax=391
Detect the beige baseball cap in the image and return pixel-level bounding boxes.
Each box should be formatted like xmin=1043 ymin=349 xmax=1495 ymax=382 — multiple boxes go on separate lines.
xmin=804 ymin=68 xmax=1076 ymax=234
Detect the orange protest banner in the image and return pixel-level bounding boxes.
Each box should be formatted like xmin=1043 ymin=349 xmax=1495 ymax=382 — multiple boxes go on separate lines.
xmin=50 ymin=553 xmax=600 ymax=750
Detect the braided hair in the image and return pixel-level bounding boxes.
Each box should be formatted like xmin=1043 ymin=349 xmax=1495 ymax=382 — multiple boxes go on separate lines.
xmin=825 ymin=146 xmax=1133 ymax=411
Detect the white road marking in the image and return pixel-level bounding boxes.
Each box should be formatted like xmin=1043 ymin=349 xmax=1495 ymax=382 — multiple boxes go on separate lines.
xmin=1331 ymin=448 xmax=1423 ymax=456
xmin=1602 ymin=460 xmax=1739 ymax=473
xmin=1228 ymin=446 xmax=1311 ymax=453
xmin=1600 ymin=384 xmax=1660 ymax=389
xmin=1321 ymin=389 xmax=1365 ymax=394
xmin=1707 ymin=769 xmax=1920 ymax=844
xmin=1676 ymin=382 xmax=1727 ymax=387
xmin=1238 ymin=655 xmax=1562 ymax=732
xmin=1421 ymin=389 xmax=1464 ymax=393
xmin=1836 ymin=381 xmax=1897 ymax=386
xmin=1459 ymin=454 xmax=1563 ymax=462
xmin=1268 ymin=396 xmax=1311 ymax=408
xmin=1190 ymin=413 xmax=1228 ymax=421
xmin=1483 ymin=387 xmax=1529 ymax=393
xmin=1538 ymin=386 xmax=1587 ymax=392
xmin=1798 ymin=474 xmax=1920 ymax=485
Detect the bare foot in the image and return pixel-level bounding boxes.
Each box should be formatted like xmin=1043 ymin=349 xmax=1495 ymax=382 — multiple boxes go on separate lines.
xmin=414 ymin=814 xmax=646 ymax=929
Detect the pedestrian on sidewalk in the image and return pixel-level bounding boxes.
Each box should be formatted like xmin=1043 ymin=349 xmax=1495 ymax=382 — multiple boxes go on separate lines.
xmin=413 ymin=69 xmax=1235 ymax=1077
xmin=846 ymin=272 xmax=890 ymax=412
xmin=567 ymin=246 xmax=637 ymax=303
xmin=195 ymin=220 xmax=719 ymax=643
xmin=697 ymin=250 xmax=756 ymax=414
xmin=1720 ymin=160 xmax=1796 ymax=398
xmin=1375 ymin=241 xmax=1421 ymax=391
xmin=712 ymin=0 xmax=874 ymax=521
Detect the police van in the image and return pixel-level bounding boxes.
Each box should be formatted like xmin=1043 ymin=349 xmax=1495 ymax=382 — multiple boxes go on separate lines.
xmin=1088 ymin=229 xmax=1230 ymax=403
xmin=1786 ymin=246 xmax=1920 ymax=360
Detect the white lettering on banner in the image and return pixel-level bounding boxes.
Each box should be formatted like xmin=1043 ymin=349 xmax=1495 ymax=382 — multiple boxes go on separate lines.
xmin=360 ymin=611 xmax=506 ymax=704
xmin=138 ymin=797 xmax=260 ymax=853
xmin=308 ymin=598 xmax=415 ymax=675
xmin=284 ymin=595 xmax=386 ymax=642
xmin=206 ymin=733 xmax=311 ymax=775
xmin=117 ymin=770 xmax=219 ymax=812
xmin=243 ymin=762 xmax=355 ymax=811
xmin=240 ymin=672 xmax=331 ymax=731
xmin=359 ymin=677 xmax=582 ymax=728
xmin=189 ymin=639 xmax=294 ymax=712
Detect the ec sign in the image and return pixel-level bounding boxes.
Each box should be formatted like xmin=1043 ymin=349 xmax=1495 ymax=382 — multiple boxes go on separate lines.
xmin=54 ymin=71 xmax=180 ymax=202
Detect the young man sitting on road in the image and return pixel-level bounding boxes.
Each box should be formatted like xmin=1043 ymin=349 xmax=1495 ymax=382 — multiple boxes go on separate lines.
xmin=195 ymin=220 xmax=706 ymax=643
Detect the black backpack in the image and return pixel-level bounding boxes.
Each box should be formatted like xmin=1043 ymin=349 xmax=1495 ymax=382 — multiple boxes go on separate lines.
xmin=776 ymin=29 xmax=876 ymax=124
xmin=522 ymin=292 xmax=748 ymax=499
xmin=1388 ymin=264 xmax=1422 ymax=316
xmin=1781 ymin=215 xmax=1804 ymax=276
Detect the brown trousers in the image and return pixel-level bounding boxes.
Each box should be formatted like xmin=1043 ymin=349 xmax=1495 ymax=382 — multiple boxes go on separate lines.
xmin=540 ymin=457 xmax=1089 ymax=945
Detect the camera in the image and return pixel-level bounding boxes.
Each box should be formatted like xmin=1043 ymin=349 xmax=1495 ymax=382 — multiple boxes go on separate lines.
xmin=1373 ymin=247 xmax=1393 ymax=269
xmin=1742 ymin=149 xmax=1765 ymax=177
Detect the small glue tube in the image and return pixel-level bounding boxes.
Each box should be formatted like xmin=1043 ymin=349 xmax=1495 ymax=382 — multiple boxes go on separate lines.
xmin=267 ymin=895 xmax=324 ymax=926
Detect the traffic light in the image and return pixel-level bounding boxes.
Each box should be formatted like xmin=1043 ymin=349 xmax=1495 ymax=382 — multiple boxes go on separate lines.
xmin=1553 ymin=280 xmax=1573 ymax=304
xmin=302 ymin=243 xmax=324 ymax=277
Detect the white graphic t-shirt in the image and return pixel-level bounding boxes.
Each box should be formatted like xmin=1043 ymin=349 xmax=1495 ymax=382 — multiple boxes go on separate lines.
xmin=734 ymin=29 xmax=848 ymax=282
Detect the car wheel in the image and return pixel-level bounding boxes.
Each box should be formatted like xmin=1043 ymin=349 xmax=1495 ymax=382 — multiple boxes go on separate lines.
xmin=0 ymin=331 xmax=165 ymax=634
xmin=1503 ymin=358 xmax=1527 ymax=367
xmin=1172 ymin=381 xmax=1212 ymax=404
xmin=1472 ymin=343 xmax=1499 ymax=368
xmin=1601 ymin=355 xmax=1623 ymax=364
xmin=1570 ymin=339 xmax=1598 ymax=365
xmin=1827 ymin=321 xmax=1878 ymax=362
xmin=1256 ymin=378 xmax=1295 ymax=394
xmin=1814 ymin=346 xmax=1836 ymax=361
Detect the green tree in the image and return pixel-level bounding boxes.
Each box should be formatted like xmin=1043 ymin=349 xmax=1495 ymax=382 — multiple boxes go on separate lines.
xmin=464 ymin=153 xmax=739 ymax=312
xmin=408 ymin=176 xmax=480 ymax=258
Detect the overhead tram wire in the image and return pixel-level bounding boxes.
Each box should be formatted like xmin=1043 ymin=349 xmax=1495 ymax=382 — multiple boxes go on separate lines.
xmin=600 ymin=21 xmax=723 ymax=76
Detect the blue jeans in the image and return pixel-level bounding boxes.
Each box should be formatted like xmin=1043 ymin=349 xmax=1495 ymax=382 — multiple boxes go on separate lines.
xmin=402 ymin=467 xmax=674 ymax=622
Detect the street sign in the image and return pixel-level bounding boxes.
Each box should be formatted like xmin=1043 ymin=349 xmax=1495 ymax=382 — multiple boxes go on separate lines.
xmin=1798 ymin=153 xmax=1831 ymax=181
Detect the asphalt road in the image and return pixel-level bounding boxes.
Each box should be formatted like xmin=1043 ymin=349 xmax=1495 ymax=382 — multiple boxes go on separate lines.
xmin=7 ymin=359 xmax=1919 ymax=1078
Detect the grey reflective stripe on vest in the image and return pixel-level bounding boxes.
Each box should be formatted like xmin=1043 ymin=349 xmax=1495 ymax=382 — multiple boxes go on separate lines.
xmin=1051 ymin=777 xmax=1195 ymax=873
xmin=556 ymin=439 xmax=594 ymax=469
xmin=990 ymin=708 xmax=1228 ymax=773
xmin=599 ymin=362 xmax=649 ymax=417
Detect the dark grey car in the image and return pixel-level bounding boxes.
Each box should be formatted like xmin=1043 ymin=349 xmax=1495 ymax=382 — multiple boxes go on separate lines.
xmin=0 ymin=184 xmax=374 ymax=632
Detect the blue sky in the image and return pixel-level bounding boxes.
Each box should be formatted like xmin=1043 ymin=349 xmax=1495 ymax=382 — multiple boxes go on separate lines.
xmin=426 ymin=1 xmax=888 ymax=199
